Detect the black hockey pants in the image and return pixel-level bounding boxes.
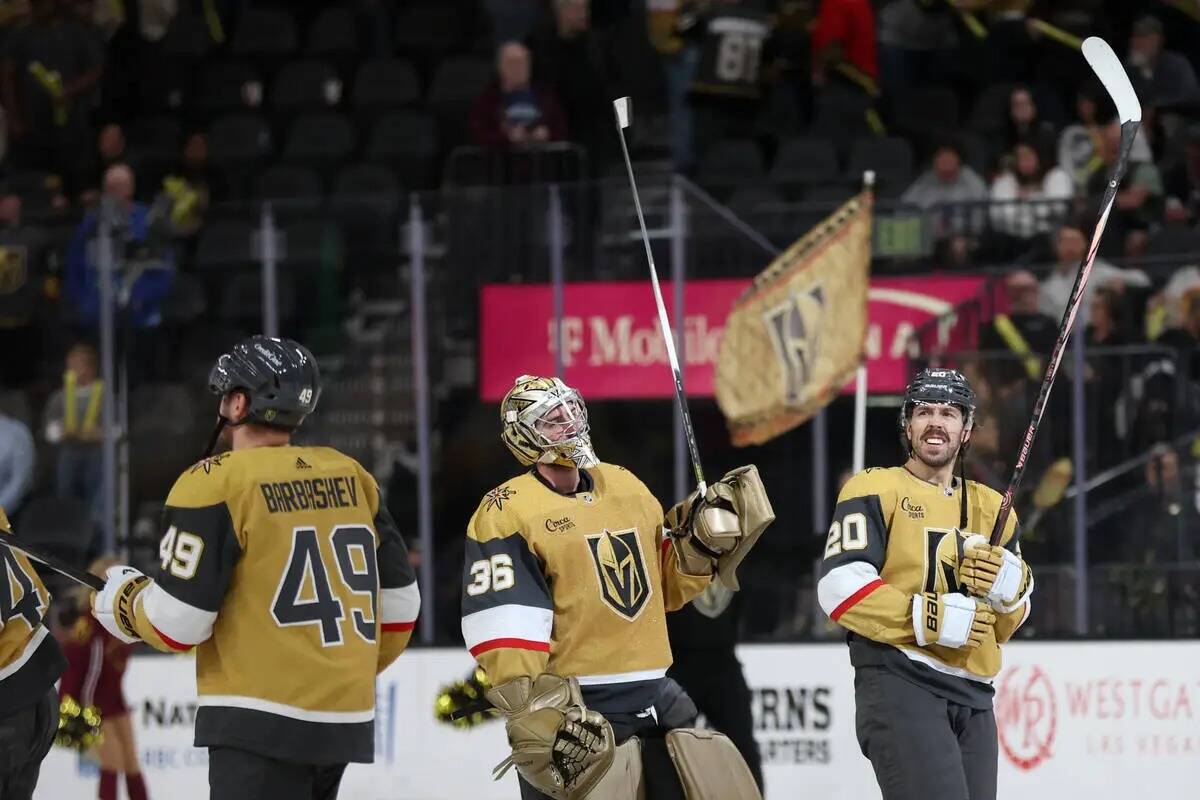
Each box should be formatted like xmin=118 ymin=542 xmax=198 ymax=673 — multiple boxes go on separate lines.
xmin=854 ymin=666 xmax=997 ymax=800
xmin=0 ymin=687 xmax=56 ymax=800
xmin=208 ymin=747 xmax=347 ymax=800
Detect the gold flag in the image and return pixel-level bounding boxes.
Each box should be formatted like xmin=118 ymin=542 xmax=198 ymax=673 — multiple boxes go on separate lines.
xmin=715 ymin=191 xmax=872 ymax=446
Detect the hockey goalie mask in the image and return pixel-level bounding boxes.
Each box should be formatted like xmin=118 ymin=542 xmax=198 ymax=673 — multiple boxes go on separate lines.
xmin=501 ymin=375 xmax=598 ymax=469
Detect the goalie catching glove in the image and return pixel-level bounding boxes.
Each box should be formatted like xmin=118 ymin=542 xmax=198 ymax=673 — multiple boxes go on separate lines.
xmin=913 ymin=592 xmax=996 ymax=651
xmin=487 ymin=674 xmax=615 ymax=800
xmin=959 ymin=535 xmax=1033 ymax=613
xmin=91 ymin=566 xmax=149 ymax=644
xmin=665 ymin=465 xmax=775 ymax=590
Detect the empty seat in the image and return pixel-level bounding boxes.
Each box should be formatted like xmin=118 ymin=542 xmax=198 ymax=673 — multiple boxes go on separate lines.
xmin=332 ymin=163 xmax=401 ymax=215
xmin=271 ymin=59 xmax=341 ymax=113
xmin=697 ymin=139 xmax=765 ymax=187
xmin=219 ymin=272 xmax=298 ymax=323
xmin=1144 ymin=226 xmax=1200 ymax=260
xmin=199 ymin=60 xmax=263 ymax=114
xmin=305 ymin=6 xmax=359 ymax=59
xmin=393 ymin=2 xmax=468 ymax=57
xmin=161 ymin=12 xmax=213 ymax=61
xmin=844 ymin=136 xmax=914 ymax=190
xmin=284 ymin=112 xmax=356 ymax=166
xmin=770 ymin=138 xmax=840 ymax=186
xmin=126 ymin=115 xmax=182 ymax=162
xmin=129 ymin=383 xmax=196 ymax=435
xmin=969 ymin=82 xmax=1017 ymax=136
xmin=18 ymin=495 xmax=91 ymax=551
xmin=195 ymin=219 xmax=256 ymax=269
xmin=427 ymin=56 xmax=494 ymax=145
xmin=729 ymin=184 xmax=784 ymax=215
xmin=230 ymin=8 xmax=299 ymax=60
xmin=206 ymin=113 xmax=273 ymax=167
xmin=282 ymin=220 xmax=344 ymax=268
xmin=366 ymin=111 xmax=439 ymax=187
xmin=253 ymin=164 xmax=325 ymax=217
xmin=351 ymin=59 xmax=421 ymax=111
xmin=889 ymin=86 xmax=960 ymax=137
xmin=160 ymin=271 xmax=208 ymax=325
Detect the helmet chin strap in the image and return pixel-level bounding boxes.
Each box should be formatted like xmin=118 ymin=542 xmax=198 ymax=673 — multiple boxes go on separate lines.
xmin=202 ymin=414 xmax=247 ymax=458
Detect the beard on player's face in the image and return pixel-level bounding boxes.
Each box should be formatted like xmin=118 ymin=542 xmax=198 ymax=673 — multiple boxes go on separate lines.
xmin=907 ymin=407 xmax=968 ymax=469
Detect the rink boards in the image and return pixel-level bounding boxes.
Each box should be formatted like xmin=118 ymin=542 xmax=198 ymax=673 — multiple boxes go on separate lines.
xmin=36 ymin=641 xmax=1200 ymax=799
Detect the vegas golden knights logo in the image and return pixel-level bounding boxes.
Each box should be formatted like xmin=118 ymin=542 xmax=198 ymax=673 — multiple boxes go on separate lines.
xmin=924 ymin=527 xmax=966 ymax=594
xmin=586 ymin=528 xmax=651 ymax=620
xmin=762 ymin=284 xmax=825 ymax=406
xmin=0 ymin=247 xmax=27 ymax=295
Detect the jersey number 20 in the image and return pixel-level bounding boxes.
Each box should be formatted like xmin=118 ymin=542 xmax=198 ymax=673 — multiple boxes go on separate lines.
xmin=272 ymin=525 xmax=379 ymax=646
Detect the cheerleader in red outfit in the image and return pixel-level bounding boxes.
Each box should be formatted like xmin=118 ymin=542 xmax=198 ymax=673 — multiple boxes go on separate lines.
xmin=60 ymin=557 xmax=149 ymax=800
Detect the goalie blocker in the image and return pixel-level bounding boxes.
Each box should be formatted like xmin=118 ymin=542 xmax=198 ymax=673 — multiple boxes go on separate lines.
xmin=464 ymin=376 xmax=770 ymax=799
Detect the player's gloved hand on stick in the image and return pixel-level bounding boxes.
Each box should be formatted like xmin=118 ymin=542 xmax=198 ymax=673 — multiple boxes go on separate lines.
xmin=958 ymin=534 xmax=1033 ymax=613
xmin=665 ymin=464 xmax=775 ymax=589
xmin=912 ymin=592 xmax=996 ymax=651
xmin=487 ymin=673 xmax=615 ymax=800
xmin=90 ymin=565 xmax=149 ymax=644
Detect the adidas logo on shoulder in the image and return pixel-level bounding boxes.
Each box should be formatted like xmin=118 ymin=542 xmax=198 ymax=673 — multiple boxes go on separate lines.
xmin=295 ymin=457 xmax=312 ymax=470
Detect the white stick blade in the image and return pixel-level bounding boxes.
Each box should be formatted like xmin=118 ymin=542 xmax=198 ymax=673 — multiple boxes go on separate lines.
xmin=1082 ymin=37 xmax=1142 ymax=123
xmin=613 ymin=97 xmax=631 ymax=129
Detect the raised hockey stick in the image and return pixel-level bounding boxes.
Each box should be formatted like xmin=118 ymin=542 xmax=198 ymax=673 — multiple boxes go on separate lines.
xmin=988 ymin=37 xmax=1141 ymax=546
xmin=0 ymin=529 xmax=104 ymax=590
xmin=613 ymin=96 xmax=707 ymax=496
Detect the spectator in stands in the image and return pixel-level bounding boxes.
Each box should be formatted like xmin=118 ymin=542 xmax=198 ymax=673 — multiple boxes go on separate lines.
xmin=470 ymin=41 xmax=567 ymax=150
xmin=530 ymin=0 xmax=613 ymax=166
xmin=1039 ymin=222 xmax=1150 ymax=321
xmin=1087 ymin=119 xmax=1164 ymax=257
xmin=1155 ymin=287 xmax=1200 ymax=386
xmin=65 ymin=163 xmax=173 ymax=331
xmin=1058 ymin=83 xmax=1155 ymax=193
xmin=1005 ymin=86 xmax=1058 ymax=165
xmin=810 ymin=0 xmax=880 ymax=141
xmin=0 ymin=190 xmax=52 ymax=387
xmin=979 ymin=269 xmax=1058 ymax=394
xmin=1163 ymin=123 xmax=1200 ymax=226
xmin=1 ymin=0 xmax=105 ymax=198
xmin=0 ymin=408 xmax=34 ymax=518
xmin=989 ymin=141 xmax=1073 ymax=243
xmin=1126 ymin=15 xmax=1200 ymax=111
xmin=876 ymin=0 xmax=959 ymax=96
xmin=44 ymin=341 xmax=104 ymax=519
xmin=1087 ymin=286 xmax=1142 ymax=469
xmin=80 ymin=122 xmax=128 ymax=207
xmin=901 ymin=139 xmax=988 ymax=237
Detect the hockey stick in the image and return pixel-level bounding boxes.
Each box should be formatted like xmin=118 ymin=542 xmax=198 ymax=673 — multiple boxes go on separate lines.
xmin=612 ymin=97 xmax=707 ymax=496
xmin=988 ymin=36 xmax=1141 ymax=546
xmin=0 ymin=529 xmax=104 ymax=590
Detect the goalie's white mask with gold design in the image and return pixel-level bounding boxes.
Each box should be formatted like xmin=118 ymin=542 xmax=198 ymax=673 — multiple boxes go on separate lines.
xmin=501 ymin=375 xmax=598 ymax=469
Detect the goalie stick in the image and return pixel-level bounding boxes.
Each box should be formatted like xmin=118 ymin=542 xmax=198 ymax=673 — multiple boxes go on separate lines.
xmin=988 ymin=37 xmax=1142 ymax=545
xmin=0 ymin=529 xmax=104 ymax=590
xmin=612 ymin=96 xmax=707 ymax=497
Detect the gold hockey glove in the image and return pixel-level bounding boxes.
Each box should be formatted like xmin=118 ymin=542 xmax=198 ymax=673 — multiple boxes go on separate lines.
xmin=959 ymin=535 xmax=1034 ymax=613
xmin=665 ymin=465 xmax=775 ymax=590
xmin=486 ymin=674 xmax=615 ymax=800
xmin=912 ymin=592 xmax=996 ymax=651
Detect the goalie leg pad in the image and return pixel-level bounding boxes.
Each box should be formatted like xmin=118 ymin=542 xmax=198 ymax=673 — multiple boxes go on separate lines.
xmin=665 ymin=728 xmax=761 ymax=800
xmin=583 ymin=738 xmax=645 ymax=800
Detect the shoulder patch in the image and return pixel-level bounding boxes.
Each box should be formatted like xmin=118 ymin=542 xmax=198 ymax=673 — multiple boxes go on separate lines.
xmin=189 ymin=453 xmax=230 ymax=475
xmin=483 ymin=486 xmax=517 ymax=512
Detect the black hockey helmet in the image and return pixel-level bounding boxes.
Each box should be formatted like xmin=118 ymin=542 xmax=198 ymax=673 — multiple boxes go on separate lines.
xmin=899 ymin=367 xmax=977 ymax=433
xmin=208 ymin=335 xmax=321 ymax=430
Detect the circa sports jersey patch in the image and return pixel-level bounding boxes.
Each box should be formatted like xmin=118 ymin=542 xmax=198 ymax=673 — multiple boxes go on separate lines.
xmin=190 ymin=453 xmax=229 ymax=475
xmin=585 ymin=528 xmax=651 ymax=621
xmin=484 ymin=486 xmax=516 ymax=512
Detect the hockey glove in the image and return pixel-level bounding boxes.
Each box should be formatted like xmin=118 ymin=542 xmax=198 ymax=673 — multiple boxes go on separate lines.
xmin=487 ymin=674 xmax=615 ymax=800
xmin=91 ymin=565 xmax=149 ymax=644
xmin=912 ymin=592 xmax=996 ymax=650
xmin=665 ymin=465 xmax=775 ymax=589
xmin=959 ymin=535 xmax=1033 ymax=613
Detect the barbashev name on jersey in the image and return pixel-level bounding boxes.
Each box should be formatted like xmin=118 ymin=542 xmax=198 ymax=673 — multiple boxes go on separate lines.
xmin=260 ymin=475 xmax=360 ymax=514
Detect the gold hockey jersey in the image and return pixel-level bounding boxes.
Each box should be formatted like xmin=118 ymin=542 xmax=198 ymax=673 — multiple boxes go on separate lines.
xmin=817 ymin=467 xmax=1032 ymax=708
xmin=461 ymin=464 xmax=711 ymax=715
xmin=0 ymin=507 xmax=65 ymax=713
xmin=127 ymin=446 xmax=419 ymax=763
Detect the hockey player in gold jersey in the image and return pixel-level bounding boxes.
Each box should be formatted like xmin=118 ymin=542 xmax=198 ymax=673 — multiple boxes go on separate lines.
xmin=463 ymin=375 xmax=773 ymax=800
xmin=91 ymin=336 xmax=420 ymax=800
xmin=818 ymin=368 xmax=1033 ymax=800
xmin=0 ymin=506 xmax=65 ymax=799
